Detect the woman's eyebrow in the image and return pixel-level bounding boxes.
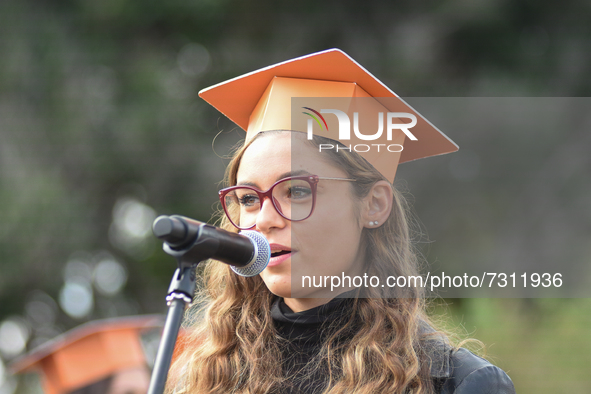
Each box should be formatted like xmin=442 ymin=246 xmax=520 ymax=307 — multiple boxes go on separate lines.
xmin=275 ymin=170 xmax=311 ymax=181
xmin=235 ymin=181 xmax=259 ymax=187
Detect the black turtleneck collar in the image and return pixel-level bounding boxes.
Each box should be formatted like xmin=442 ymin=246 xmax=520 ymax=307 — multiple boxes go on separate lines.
xmin=270 ymin=290 xmax=357 ymax=326
xmin=270 ymin=290 xmax=359 ymax=350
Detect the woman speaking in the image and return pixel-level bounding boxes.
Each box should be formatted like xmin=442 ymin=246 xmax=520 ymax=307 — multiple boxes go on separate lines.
xmin=169 ymin=49 xmax=515 ymax=393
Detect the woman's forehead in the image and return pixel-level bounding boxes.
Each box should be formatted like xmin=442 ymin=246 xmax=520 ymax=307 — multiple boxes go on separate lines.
xmin=236 ymin=132 xmax=344 ymax=182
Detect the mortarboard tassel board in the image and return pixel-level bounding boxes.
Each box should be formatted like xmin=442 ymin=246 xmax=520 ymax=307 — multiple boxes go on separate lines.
xmin=198 ymin=48 xmax=458 ymax=183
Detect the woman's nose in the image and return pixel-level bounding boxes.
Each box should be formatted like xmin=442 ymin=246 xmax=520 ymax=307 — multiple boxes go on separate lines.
xmin=255 ymin=196 xmax=287 ymax=232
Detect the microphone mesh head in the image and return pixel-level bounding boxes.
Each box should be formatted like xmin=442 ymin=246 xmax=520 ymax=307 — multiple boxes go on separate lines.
xmin=231 ymin=231 xmax=270 ymax=277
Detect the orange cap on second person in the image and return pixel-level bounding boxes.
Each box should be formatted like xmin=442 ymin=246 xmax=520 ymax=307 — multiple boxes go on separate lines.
xmin=10 ymin=316 xmax=162 ymax=394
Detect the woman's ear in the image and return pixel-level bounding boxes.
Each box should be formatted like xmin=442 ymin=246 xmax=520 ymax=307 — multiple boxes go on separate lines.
xmin=362 ymin=180 xmax=393 ymax=228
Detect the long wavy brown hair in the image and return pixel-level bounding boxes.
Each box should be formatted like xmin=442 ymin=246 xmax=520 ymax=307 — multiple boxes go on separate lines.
xmin=168 ymin=131 xmax=449 ymax=393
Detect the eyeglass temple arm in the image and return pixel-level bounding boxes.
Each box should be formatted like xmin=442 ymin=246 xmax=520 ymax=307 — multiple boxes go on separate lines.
xmin=316 ymin=177 xmax=356 ymax=182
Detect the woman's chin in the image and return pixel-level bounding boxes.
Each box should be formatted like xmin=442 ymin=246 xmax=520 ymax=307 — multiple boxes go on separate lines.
xmin=264 ymin=283 xmax=323 ymax=300
xmin=261 ymin=267 xmax=324 ymax=299
xmin=266 ymin=286 xmax=292 ymax=299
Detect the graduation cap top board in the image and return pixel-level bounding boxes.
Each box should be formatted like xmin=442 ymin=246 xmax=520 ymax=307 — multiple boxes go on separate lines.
xmin=10 ymin=315 xmax=162 ymax=394
xmin=198 ymin=48 xmax=458 ymax=183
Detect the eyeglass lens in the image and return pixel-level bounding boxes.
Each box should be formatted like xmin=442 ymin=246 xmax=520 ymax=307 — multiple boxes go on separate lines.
xmin=224 ymin=178 xmax=314 ymax=229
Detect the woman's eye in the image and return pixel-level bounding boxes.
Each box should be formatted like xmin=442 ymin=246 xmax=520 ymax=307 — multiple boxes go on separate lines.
xmin=288 ymin=187 xmax=312 ymax=199
xmin=238 ymin=195 xmax=259 ymax=206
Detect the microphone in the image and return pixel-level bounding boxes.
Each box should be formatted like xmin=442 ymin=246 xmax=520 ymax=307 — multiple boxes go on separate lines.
xmin=152 ymin=215 xmax=270 ymax=277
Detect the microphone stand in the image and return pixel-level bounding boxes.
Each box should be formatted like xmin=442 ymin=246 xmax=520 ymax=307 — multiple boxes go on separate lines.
xmin=147 ymin=215 xmax=268 ymax=393
xmin=147 ymin=237 xmax=214 ymax=394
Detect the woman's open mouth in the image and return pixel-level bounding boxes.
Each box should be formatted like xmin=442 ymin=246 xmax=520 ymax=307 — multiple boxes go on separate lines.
xmin=268 ymin=244 xmax=292 ymax=267
xmin=271 ymin=250 xmax=290 ymax=258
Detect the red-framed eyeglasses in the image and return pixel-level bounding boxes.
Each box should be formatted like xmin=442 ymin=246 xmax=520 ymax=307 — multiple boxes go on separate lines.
xmin=218 ymin=175 xmax=356 ymax=230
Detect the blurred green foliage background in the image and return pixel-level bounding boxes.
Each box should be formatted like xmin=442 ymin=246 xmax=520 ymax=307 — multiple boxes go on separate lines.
xmin=1 ymin=0 xmax=590 ymax=392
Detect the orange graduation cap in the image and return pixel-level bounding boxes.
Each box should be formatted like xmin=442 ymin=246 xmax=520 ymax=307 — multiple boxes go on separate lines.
xmin=199 ymin=48 xmax=458 ymax=182
xmin=10 ymin=315 xmax=163 ymax=394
